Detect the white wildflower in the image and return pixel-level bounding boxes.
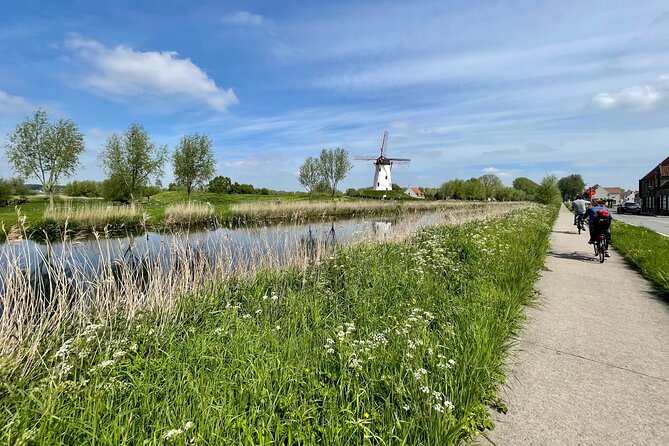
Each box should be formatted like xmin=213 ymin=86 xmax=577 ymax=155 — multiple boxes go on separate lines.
xmin=419 ymin=386 xmax=430 ymax=394
xmin=184 ymin=421 xmax=194 ymax=431
xmin=444 ymin=400 xmax=455 ymax=411
xmin=113 ymin=350 xmax=126 ymax=359
xmin=433 ymin=403 xmax=444 ymax=413
xmin=164 ymin=428 xmax=183 ymax=440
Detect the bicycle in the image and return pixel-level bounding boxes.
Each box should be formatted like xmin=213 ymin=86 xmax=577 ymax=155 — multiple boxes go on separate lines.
xmin=592 ymin=232 xmax=609 ymax=263
xmin=575 ymin=213 xmax=586 ymax=235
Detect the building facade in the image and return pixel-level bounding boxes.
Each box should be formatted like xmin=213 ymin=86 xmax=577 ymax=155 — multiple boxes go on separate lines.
xmin=639 ymin=155 xmax=669 ymax=215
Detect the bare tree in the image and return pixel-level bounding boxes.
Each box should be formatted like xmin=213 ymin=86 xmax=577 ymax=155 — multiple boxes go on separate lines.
xmin=173 ymin=133 xmax=216 ymax=201
xmin=5 ymin=109 xmax=85 ymax=206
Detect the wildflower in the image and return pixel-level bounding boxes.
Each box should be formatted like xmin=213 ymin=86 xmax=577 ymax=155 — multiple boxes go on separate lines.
xmin=448 ymin=359 xmax=456 ymax=367
xmin=184 ymin=421 xmax=194 ymax=431
xmin=275 ymin=325 xmax=281 ymax=331
xmin=363 ymin=412 xmax=370 ymax=419
xmin=214 ymin=327 xmax=224 ymax=334
xmin=402 ymin=404 xmax=410 ymax=411
xmin=444 ymin=400 xmax=455 ymax=411
xmin=432 ymin=390 xmax=443 ymax=401
xmin=433 ymin=403 xmax=445 ymax=413
xmin=326 ymin=348 xmax=335 ymax=354
xmin=407 ymin=340 xmax=416 ymax=350
xmin=242 ymin=314 xmax=251 ymax=319
xmin=420 ymin=386 xmax=430 ymax=394
xmin=427 ymin=348 xmax=434 ymax=356
xmin=113 ymin=350 xmax=126 ymax=359
xmin=129 ymin=343 xmax=138 ymax=353
xmin=164 ymin=428 xmax=183 ymax=441
xmin=255 ymin=309 xmax=262 ymax=315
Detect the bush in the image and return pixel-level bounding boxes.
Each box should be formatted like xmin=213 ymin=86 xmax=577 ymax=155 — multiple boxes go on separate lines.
xmin=534 ymin=175 xmax=562 ymax=205
xmin=63 ymin=180 xmax=101 ymax=198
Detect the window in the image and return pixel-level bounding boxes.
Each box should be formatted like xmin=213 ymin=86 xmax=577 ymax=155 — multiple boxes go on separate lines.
xmin=385 ymin=175 xmax=388 ymax=179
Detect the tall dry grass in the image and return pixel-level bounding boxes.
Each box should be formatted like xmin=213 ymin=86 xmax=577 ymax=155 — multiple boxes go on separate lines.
xmin=42 ymin=203 xmax=145 ymax=228
xmin=0 ymin=202 xmax=527 ymax=366
xmin=164 ymin=201 xmax=215 ymax=226
xmin=229 ymin=199 xmax=486 ymax=223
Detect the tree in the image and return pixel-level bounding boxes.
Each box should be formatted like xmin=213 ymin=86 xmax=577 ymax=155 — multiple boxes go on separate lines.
xmin=99 ymin=123 xmax=166 ymax=204
xmin=317 ymin=148 xmax=353 ymax=199
xmin=512 ymin=177 xmax=539 ymax=200
xmin=0 ymin=178 xmax=12 ymax=205
xmin=10 ymin=177 xmax=31 ymax=196
xmin=557 ymin=174 xmax=586 ymax=201
xmin=535 ymin=174 xmax=562 ymax=205
xmin=478 ymin=174 xmax=503 ymax=198
xmin=5 ymin=109 xmax=85 ymax=206
xmin=298 ymin=156 xmax=320 ymax=195
xmin=172 ymin=133 xmax=216 ymax=201
xmin=63 ymin=180 xmax=101 ymax=197
xmin=208 ymin=175 xmax=232 ymax=194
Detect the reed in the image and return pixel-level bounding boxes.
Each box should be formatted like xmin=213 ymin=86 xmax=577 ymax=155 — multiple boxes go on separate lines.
xmin=228 ymin=199 xmax=493 ymax=224
xmin=164 ymin=201 xmax=216 ymax=226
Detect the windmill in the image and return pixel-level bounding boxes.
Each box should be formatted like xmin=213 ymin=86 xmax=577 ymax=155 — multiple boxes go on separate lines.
xmin=355 ymin=131 xmax=411 ymax=191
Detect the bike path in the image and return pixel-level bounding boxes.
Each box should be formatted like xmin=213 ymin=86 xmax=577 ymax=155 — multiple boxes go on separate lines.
xmin=482 ymin=205 xmax=669 ymax=445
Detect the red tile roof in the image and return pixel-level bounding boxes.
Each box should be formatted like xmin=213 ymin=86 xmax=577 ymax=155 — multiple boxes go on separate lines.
xmin=408 ymin=187 xmax=424 ymax=196
xmin=604 ymin=187 xmax=623 ymax=194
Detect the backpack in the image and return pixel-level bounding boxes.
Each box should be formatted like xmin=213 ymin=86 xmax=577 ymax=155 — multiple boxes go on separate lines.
xmin=593 ymin=209 xmax=611 ymax=232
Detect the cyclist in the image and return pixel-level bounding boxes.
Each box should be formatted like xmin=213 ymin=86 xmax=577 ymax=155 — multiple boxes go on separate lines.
xmin=572 ymin=195 xmax=587 ymax=227
xmin=584 ymin=199 xmax=612 ymax=257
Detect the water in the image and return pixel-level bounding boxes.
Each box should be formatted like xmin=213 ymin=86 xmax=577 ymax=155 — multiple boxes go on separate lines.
xmin=0 ymin=212 xmax=444 ymax=297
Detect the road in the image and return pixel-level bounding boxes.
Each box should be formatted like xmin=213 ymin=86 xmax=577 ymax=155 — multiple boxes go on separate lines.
xmin=613 ymin=213 xmax=669 ymax=236
xmin=483 ymin=205 xmax=669 ymax=446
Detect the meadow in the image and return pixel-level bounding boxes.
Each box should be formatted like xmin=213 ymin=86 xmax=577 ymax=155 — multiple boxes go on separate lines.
xmin=611 ymin=220 xmax=669 ymax=295
xmin=0 ymin=202 xmax=555 ymax=445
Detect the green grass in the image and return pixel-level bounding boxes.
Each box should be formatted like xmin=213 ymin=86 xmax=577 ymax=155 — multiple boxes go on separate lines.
xmin=612 ymin=220 xmax=669 ymax=295
xmin=0 ymin=205 xmax=555 ymax=445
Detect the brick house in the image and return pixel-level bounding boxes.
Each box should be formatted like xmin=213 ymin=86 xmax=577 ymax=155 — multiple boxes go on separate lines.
xmin=639 ymin=155 xmax=669 ymax=215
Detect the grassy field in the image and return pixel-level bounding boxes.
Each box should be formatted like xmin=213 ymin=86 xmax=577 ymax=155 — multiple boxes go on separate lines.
xmin=0 ymin=203 xmax=555 ymax=444
xmin=611 ymin=221 xmax=669 ymax=295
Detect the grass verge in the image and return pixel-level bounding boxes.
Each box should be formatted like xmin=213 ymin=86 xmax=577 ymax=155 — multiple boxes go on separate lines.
xmin=611 ymin=220 xmax=669 ymax=295
xmin=0 ymin=204 xmax=554 ymax=444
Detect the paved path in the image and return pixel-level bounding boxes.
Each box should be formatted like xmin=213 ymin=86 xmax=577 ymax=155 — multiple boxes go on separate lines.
xmin=614 ymin=213 xmax=669 ymax=237
xmin=482 ymin=205 xmax=669 ymax=446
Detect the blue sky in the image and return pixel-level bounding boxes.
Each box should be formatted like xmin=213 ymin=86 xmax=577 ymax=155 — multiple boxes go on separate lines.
xmin=1 ymin=0 xmax=668 ymax=191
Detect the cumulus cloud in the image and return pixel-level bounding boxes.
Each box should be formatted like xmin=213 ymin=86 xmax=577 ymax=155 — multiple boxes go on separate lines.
xmin=64 ymin=34 xmax=238 ymax=111
xmin=222 ymin=11 xmax=266 ymax=26
xmin=591 ymin=74 xmax=669 ymax=112
xmin=0 ymin=90 xmax=33 ymax=115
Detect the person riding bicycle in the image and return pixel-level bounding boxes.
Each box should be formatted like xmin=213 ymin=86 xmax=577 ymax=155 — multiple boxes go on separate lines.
xmin=572 ymin=195 xmax=587 ymax=227
xmin=584 ymin=199 xmax=612 ymax=257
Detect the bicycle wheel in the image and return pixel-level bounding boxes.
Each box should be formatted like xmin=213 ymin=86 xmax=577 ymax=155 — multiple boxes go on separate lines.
xmin=598 ymin=240 xmax=605 ymax=263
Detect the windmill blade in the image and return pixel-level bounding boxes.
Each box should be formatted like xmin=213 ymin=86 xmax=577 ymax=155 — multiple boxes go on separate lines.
xmin=379 ymin=131 xmax=388 ymax=157
xmin=391 ymin=160 xmax=410 ymax=165
xmin=354 ymin=156 xmax=379 ymax=160
xmin=388 ymin=158 xmax=411 ymax=162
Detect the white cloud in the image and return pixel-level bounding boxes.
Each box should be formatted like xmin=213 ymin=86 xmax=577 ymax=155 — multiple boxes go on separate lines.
xmin=64 ymin=35 xmax=238 ymax=111
xmin=224 ymin=159 xmax=258 ymax=169
xmin=222 ymin=11 xmax=266 ymax=26
xmin=591 ymin=74 xmax=669 ymax=112
xmin=0 ymin=90 xmax=33 ymax=115
xmin=482 ymin=167 xmax=516 ymax=179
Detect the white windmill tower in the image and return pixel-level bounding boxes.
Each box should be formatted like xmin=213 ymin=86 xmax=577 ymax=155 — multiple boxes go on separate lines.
xmin=355 ymin=131 xmax=411 ymax=191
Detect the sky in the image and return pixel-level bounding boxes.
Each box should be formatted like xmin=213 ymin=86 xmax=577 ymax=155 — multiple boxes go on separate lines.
xmin=1 ymin=0 xmax=668 ymax=191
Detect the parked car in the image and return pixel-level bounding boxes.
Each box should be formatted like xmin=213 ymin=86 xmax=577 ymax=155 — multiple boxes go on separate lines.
xmin=617 ymin=202 xmax=641 ymax=214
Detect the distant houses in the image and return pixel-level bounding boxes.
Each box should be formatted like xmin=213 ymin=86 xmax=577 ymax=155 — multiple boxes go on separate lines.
xmin=404 ymin=186 xmax=425 ymax=199
xmin=583 ymin=185 xmax=624 ymax=206
xmin=639 ymin=155 xmax=669 ymax=215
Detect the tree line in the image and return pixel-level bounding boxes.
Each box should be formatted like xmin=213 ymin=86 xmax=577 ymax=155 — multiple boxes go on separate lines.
xmin=3 ymin=110 xmax=227 ymax=204
xmin=430 ymin=174 xmax=564 ymax=205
